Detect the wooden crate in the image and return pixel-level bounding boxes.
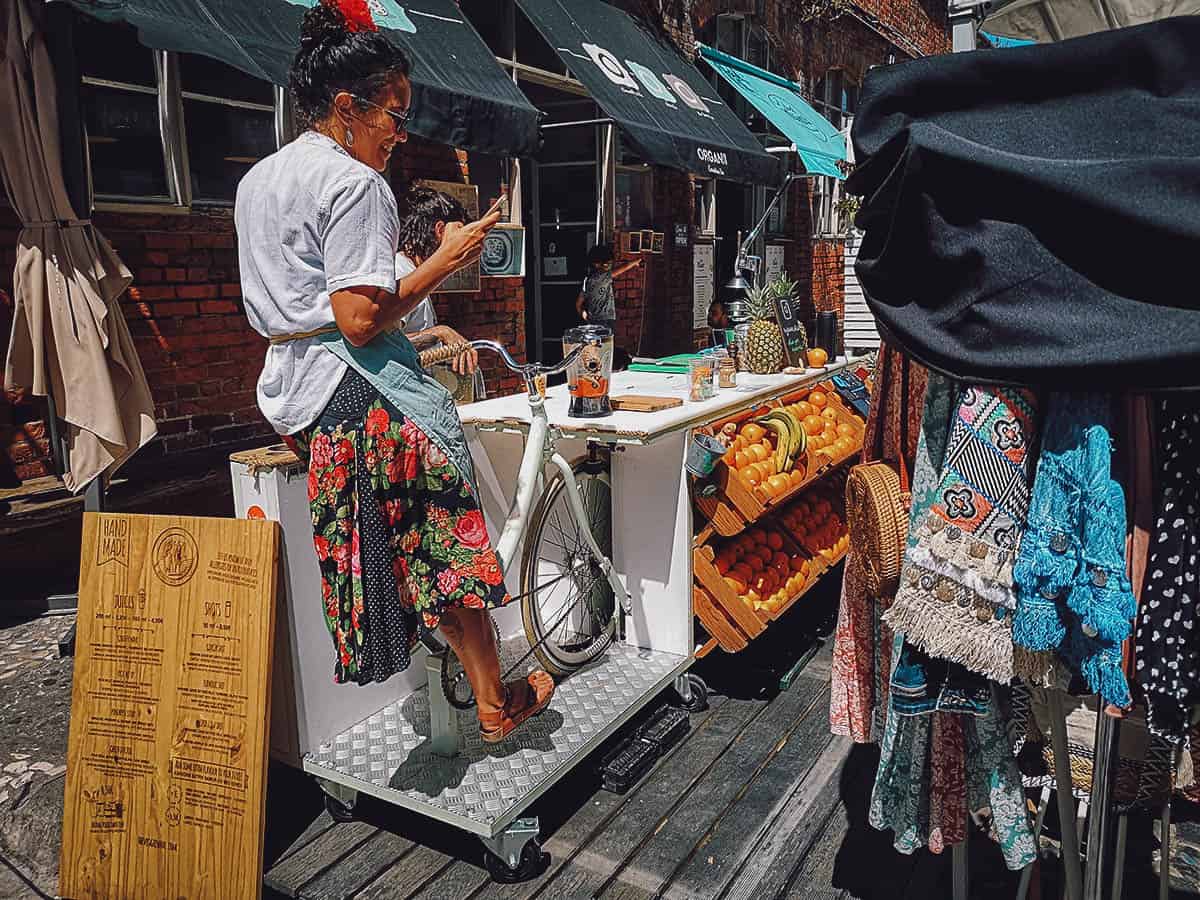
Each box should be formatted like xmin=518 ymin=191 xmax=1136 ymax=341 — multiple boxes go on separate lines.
xmin=693 ymin=545 xmax=768 ymax=637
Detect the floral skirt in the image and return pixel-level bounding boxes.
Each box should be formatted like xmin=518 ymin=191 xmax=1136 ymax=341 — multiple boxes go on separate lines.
xmin=288 ymin=368 xmax=511 ymax=685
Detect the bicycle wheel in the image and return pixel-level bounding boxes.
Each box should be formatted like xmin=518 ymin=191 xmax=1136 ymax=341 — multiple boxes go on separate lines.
xmin=520 ymin=454 xmax=617 ymax=677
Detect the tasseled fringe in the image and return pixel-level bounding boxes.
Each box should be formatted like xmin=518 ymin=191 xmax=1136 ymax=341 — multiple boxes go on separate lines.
xmin=1012 ymin=646 xmax=1056 ymax=686
xmin=884 ymin=584 xmax=1015 ymax=684
xmin=1012 ymin=596 xmax=1067 ymax=652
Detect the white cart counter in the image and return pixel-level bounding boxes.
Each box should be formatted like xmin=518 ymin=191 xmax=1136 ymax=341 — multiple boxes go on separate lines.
xmin=459 ymin=360 xmax=851 ymax=445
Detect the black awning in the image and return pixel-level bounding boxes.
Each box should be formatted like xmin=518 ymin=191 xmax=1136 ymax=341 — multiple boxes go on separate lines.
xmin=513 ymin=0 xmax=782 ymax=185
xmin=67 ymin=0 xmax=541 ymax=157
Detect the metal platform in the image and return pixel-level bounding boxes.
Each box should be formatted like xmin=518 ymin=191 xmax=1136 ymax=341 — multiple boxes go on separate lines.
xmin=302 ymin=641 xmax=690 ymax=838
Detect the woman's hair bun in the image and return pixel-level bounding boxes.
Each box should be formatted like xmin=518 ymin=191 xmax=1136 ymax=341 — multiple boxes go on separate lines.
xmin=299 ymin=3 xmax=348 ymax=52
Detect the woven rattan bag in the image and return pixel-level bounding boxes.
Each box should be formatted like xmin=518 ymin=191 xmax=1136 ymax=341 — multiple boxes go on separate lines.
xmin=846 ymin=459 xmax=910 ymax=599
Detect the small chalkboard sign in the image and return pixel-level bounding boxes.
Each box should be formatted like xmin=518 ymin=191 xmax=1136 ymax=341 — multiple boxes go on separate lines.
xmin=772 ymin=292 xmax=808 ymax=368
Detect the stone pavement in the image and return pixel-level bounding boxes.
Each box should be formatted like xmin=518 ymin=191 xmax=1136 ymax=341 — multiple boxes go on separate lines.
xmin=0 ymin=613 xmax=75 ymax=899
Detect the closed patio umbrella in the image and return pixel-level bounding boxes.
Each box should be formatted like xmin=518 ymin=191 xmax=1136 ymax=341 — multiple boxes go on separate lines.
xmin=1 ymin=0 xmax=156 ymax=493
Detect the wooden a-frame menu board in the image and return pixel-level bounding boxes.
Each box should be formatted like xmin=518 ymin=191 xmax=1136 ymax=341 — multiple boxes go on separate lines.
xmin=60 ymin=513 xmax=280 ymax=900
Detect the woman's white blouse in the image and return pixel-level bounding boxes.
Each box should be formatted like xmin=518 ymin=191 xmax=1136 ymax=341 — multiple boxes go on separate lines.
xmin=235 ymin=131 xmax=399 ymax=435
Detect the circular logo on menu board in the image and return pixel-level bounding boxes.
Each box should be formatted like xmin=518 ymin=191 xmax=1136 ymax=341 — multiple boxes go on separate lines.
xmin=152 ymin=527 xmax=199 ymax=587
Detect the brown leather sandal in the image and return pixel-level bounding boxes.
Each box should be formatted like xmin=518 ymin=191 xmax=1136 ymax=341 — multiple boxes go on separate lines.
xmin=478 ymin=671 xmax=555 ymax=744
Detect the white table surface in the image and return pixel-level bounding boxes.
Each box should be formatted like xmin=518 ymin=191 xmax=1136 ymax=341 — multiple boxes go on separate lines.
xmin=459 ymin=357 xmax=851 ymax=444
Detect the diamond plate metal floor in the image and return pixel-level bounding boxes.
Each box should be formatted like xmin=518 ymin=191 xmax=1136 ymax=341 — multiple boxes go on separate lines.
xmin=302 ymin=641 xmax=689 ymax=837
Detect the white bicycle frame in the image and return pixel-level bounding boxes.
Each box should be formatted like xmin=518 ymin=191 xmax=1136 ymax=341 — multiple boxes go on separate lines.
xmin=426 ymin=340 xmax=629 ymax=755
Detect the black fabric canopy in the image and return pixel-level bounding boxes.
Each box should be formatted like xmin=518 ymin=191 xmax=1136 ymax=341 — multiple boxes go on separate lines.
xmin=847 ymin=17 xmax=1200 ymax=389
xmin=514 ymin=0 xmax=782 ymax=185
xmin=67 ymin=0 xmax=541 ymax=157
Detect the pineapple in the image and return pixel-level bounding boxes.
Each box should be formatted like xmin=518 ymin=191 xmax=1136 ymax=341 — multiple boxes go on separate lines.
xmin=743 ymin=280 xmax=786 ymax=374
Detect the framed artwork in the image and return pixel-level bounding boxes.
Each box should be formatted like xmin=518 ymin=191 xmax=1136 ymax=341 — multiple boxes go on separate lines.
xmin=640 ymin=229 xmax=654 ymax=252
xmin=650 ymin=232 xmax=665 ymax=254
xmin=419 ymin=179 xmax=480 ymax=292
xmin=624 ymin=230 xmax=643 ymax=253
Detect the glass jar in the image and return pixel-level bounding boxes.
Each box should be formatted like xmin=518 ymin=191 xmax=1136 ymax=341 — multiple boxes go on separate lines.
xmin=688 ymin=356 xmax=716 ymax=402
xmin=562 ymin=324 xmax=614 ymax=417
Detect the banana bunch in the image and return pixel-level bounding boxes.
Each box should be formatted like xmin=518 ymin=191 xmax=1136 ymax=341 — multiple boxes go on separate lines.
xmin=756 ymin=408 xmax=807 ymax=474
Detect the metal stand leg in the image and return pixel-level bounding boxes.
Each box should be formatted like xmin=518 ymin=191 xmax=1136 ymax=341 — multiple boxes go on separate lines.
xmin=1111 ymin=813 xmax=1128 ymax=900
xmin=1083 ymin=710 xmax=1121 ymax=900
xmin=480 ymin=817 xmax=547 ymax=883
xmin=1017 ymin=788 xmax=1052 ymax=900
xmin=1047 ymin=690 xmax=1084 ymax=900
xmin=426 ymin=650 xmax=461 ymax=757
xmin=953 ymin=839 xmax=969 ymax=900
xmin=1159 ymin=796 xmax=1172 ymax=900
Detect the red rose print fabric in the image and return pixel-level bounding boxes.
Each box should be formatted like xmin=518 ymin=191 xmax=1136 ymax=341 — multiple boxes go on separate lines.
xmin=290 ymin=369 xmax=511 ymax=685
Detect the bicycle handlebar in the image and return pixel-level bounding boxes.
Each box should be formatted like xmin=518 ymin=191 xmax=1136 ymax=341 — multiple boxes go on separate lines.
xmin=468 ymin=339 xmax=583 ymax=382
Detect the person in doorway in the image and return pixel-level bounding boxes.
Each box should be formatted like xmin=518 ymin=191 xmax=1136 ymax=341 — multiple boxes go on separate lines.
xmin=394 ymin=184 xmax=479 ymax=376
xmin=708 ymin=299 xmax=731 ymax=331
xmin=234 ymin=0 xmax=553 ymax=744
xmin=575 ymin=243 xmax=642 ymax=334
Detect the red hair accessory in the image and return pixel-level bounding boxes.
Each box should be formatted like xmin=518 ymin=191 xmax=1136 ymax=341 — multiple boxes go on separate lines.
xmin=331 ymin=0 xmax=378 ymax=33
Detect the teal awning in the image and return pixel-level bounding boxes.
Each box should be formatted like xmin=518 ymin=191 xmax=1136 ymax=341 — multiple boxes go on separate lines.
xmin=66 ymin=0 xmax=541 ymax=157
xmin=696 ymin=43 xmax=846 ymax=179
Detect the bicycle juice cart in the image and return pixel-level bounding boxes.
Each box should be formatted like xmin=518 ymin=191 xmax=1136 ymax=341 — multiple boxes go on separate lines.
xmin=229 ymin=346 xmax=849 ymax=879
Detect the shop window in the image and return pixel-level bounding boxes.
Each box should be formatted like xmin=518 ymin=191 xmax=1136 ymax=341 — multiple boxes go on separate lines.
xmin=76 ymin=14 xmax=281 ymax=209
xmin=77 ymin=18 xmax=172 ymax=203
xmin=694 ymin=180 xmax=716 ymax=236
xmin=180 ymin=55 xmax=276 ymax=205
xmin=812 ymin=68 xmax=860 ymax=130
xmin=615 ymin=167 xmax=653 ymax=232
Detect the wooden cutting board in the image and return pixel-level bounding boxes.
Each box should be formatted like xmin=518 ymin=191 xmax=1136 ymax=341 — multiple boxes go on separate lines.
xmin=610 ymin=395 xmax=684 ymax=413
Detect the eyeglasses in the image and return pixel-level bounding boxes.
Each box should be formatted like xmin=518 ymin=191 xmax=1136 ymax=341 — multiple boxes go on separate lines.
xmin=349 ymin=94 xmax=411 ymax=133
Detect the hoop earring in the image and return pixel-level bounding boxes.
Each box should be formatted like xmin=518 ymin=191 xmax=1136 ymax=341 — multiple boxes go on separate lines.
xmin=345 ymin=128 xmax=354 ymax=147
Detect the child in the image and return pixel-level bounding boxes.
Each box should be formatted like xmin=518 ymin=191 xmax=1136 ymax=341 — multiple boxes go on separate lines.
xmin=575 ymin=243 xmax=643 ymax=334
xmin=395 ymin=185 xmax=478 ymax=375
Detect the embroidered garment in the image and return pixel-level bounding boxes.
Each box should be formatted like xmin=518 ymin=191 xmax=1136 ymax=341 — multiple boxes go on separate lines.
xmin=871 ymin=374 xmax=975 ymax=854
xmin=884 ymin=385 xmax=1040 ymax=682
xmin=830 ymin=343 xmax=928 ymax=742
xmin=1135 ymin=395 xmax=1200 ymax=744
xmin=288 ymin=368 xmax=511 ymax=685
xmin=891 ymin=643 xmax=990 ymax=717
xmin=963 ymin=695 xmax=1038 ymax=871
xmin=1012 ymin=392 xmax=1136 ymax=707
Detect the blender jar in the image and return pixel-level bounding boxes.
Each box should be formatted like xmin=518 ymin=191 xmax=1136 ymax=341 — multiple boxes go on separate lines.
xmin=562 ymin=324 xmax=614 ymax=418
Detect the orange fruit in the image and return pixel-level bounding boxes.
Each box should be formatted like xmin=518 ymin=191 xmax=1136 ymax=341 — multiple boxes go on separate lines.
xmin=766 ymin=531 xmax=784 ymax=551
xmin=745 ymin=553 xmax=765 ymax=573
xmin=747 ymin=443 xmax=768 ymax=464
xmin=715 ymin=555 xmax=732 ymax=575
xmin=809 ymin=390 xmax=828 ymax=408
xmin=807 ymin=347 xmax=829 ymax=367
xmin=836 ymin=423 xmax=854 ymax=437
xmin=789 ymin=469 xmax=805 ymax=488
xmin=724 ymin=575 xmax=746 ymax=594
xmin=756 ymin=545 xmax=774 ymax=564
xmin=790 ymin=555 xmax=807 ymax=572
xmin=731 ymin=562 xmax=754 ymax=581
xmin=802 ymin=415 xmax=824 ymax=436
xmin=772 ymin=551 xmax=790 ymax=569
xmin=794 ymin=401 xmax=814 ymax=420
xmin=748 ymin=527 xmax=767 ymax=545
xmin=742 ymin=468 xmax=760 ymax=488
xmin=822 ymin=407 xmax=839 ymax=420
xmin=766 ymin=473 xmax=788 ymax=495
xmin=740 ymin=423 xmax=765 ymax=443
xmin=734 ymin=450 xmax=750 ymax=469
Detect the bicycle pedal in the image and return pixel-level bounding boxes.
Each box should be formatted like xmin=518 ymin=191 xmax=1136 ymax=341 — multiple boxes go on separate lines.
xmin=599 ymin=737 xmax=659 ymax=794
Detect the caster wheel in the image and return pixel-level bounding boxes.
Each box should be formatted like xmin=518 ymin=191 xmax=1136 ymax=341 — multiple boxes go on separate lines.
xmin=483 ymin=838 xmax=549 ymax=884
xmin=324 ymin=792 xmax=357 ymax=823
xmin=677 ymin=673 xmax=709 ymax=712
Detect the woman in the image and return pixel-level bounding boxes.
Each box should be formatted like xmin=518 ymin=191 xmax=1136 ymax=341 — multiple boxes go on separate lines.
xmin=393 ymin=185 xmax=479 ymax=378
xmin=234 ymin=0 xmax=553 ymax=743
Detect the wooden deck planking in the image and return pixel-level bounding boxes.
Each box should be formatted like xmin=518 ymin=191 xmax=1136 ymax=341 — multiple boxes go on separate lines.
xmin=525 ymin=696 xmax=767 ymax=900
xmin=353 ymin=844 xmax=457 ymax=900
xmin=468 ymin=696 xmax=731 ymax=900
xmin=653 ymin=681 xmax=835 ymax=900
xmin=300 ymin=831 xmax=416 ymax=900
xmin=780 ymin=796 xmax=849 ymax=900
xmin=716 ymin=734 xmax=852 ymax=900
xmin=597 ymin=678 xmax=832 ymax=900
xmin=264 ymin=821 xmax=380 ymax=897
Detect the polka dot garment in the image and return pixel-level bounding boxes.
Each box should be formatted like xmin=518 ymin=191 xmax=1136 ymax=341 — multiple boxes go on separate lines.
xmin=286 ymin=368 xmax=511 ymax=686
xmin=1134 ymin=395 xmax=1200 ymax=745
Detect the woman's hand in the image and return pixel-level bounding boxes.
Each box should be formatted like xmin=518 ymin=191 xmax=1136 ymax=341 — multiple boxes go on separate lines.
xmin=433 ymin=208 xmax=502 ymax=273
xmin=436 ymin=326 xmax=478 ymax=375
